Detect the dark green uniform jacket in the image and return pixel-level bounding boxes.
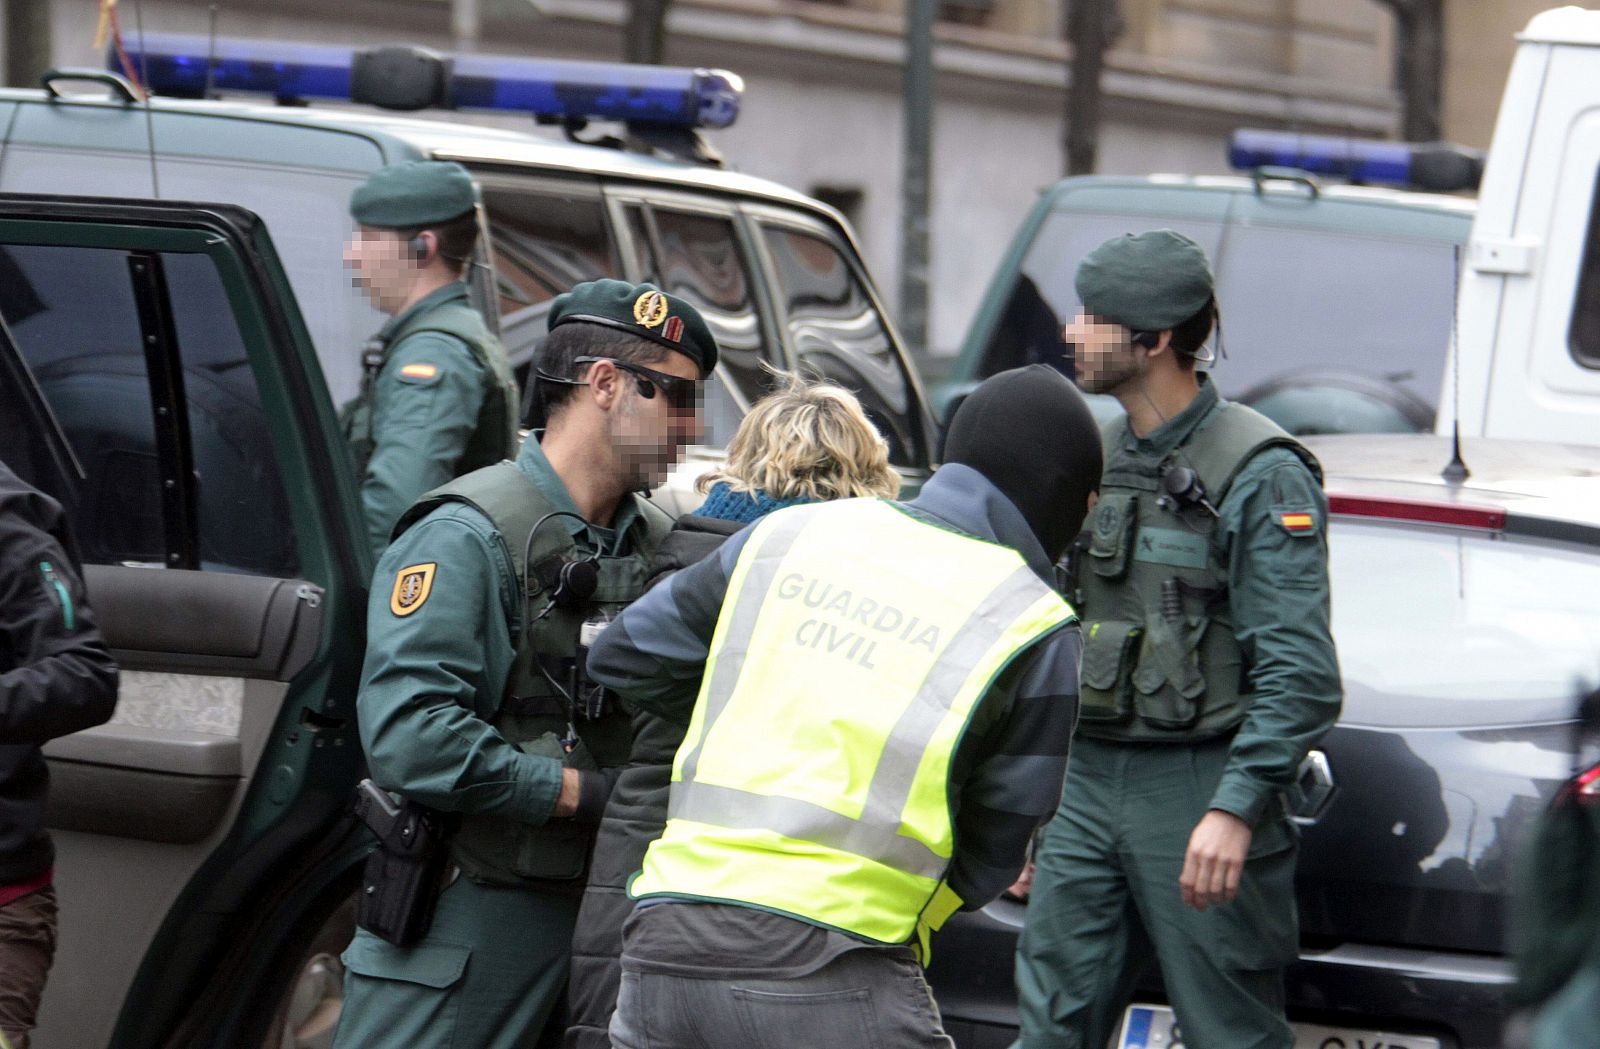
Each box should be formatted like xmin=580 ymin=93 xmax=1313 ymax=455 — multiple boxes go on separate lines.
xmin=333 ymin=437 xmax=669 ymax=1049
xmin=1074 ymin=376 xmax=1343 ymax=823
xmin=340 ymin=282 xmax=518 ymax=562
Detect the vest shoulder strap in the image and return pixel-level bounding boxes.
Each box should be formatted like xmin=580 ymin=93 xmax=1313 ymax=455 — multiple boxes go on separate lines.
xmin=396 ymin=461 xmax=570 ymax=577
xmin=1182 ymin=402 xmax=1323 ymax=504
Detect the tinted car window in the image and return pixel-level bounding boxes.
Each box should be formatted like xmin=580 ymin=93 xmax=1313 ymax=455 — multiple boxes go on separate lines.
xmin=623 ymin=204 xmax=763 ymax=449
xmin=1569 ymin=165 xmax=1600 ymax=370
xmin=0 ymin=244 xmax=298 ymax=576
xmin=1329 ymin=520 xmax=1600 ymax=727
xmin=480 ymin=185 xmax=618 ymax=325
xmin=761 ymin=225 xmax=920 ymax=467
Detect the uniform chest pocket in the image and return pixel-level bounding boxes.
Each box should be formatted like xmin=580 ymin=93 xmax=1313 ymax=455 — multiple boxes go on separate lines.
xmin=1085 ymin=493 xmax=1138 ymax=581
xmin=1078 ymin=620 xmax=1141 ymax=723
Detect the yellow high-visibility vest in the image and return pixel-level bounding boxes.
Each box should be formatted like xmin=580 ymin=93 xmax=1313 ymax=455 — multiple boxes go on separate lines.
xmin=632 ymin=499 xmax=1075 ymax=954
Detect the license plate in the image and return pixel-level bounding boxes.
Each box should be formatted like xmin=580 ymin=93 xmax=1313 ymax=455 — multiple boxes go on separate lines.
xmin=1117 ymin=1004 xmax=1442 ymax=1049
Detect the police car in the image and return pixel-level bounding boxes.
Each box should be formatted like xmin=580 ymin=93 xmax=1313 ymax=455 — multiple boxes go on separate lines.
xmin=939 ymin=132 xmax=1477 ymax=435
xmin=0 ymin=38 xmax=931 ymax=1049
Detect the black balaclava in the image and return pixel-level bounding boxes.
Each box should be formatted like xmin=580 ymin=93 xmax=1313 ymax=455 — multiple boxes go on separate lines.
xmin=942 ymin=365 xmax=1104 ymax=562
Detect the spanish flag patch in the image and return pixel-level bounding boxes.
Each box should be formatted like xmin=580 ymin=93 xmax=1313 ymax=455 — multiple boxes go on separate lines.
xmin=1278 ymin=511 xmax=1316 ymax=534
xmin=399 ymin=363 xmax=438 ymax=380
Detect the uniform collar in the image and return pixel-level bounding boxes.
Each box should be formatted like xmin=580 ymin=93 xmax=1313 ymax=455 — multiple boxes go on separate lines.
xmin=377 ymin=282 xmax=470 ymax=344
xmin=906 ymin=464 xmax=1055 ymax=582
xmin=1128 ymin=372 xmax=1222 ymax=460
xmin=515 ymin=434 xmax=643 ymax=553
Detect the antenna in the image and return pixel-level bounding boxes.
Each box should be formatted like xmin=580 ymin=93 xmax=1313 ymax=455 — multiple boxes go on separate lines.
xmin=204 ymin=2 xmax=221 ymax=99
xmin=133 ymin=0 xmax=161 ymax=198
xmin=1443 ymin=243 xmax=1469 ymax=484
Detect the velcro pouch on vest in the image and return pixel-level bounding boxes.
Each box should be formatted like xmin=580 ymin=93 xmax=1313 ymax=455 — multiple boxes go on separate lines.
xmin=1077 ymin=620 xmax=1141 ymax=723
xmin=1131 ymin=615 xmax=1210 ymax=729
xmin=1086 ymin=493 xmax=1138 ymax=580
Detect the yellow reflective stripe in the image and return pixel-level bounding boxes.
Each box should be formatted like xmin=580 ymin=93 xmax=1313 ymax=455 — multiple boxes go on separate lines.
xmin=671 ymin=561 xmax=1064 ymax=878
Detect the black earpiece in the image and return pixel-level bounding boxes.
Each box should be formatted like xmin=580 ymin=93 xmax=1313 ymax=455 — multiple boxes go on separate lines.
xmin=1131 ymin=330 xmax=1160 ymax=349
xmin=408 ymin=234 xmax=430 ymax=262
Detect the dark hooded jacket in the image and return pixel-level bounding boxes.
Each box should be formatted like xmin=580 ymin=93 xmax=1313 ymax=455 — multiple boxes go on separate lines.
xmin=565 ymin=513 xmax=743 ymax=1049
xmin=0 ymin=461 xmax=119 ymax=883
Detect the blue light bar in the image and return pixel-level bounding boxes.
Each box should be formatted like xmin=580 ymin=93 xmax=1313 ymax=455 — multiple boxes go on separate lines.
xmin=115 ymin=32 xmax=743 ymax=130
xmin=1227 ymin=129 xmax=1483 ymax=192
xmin=1229 ymin=129 xmax=1411 ymax=184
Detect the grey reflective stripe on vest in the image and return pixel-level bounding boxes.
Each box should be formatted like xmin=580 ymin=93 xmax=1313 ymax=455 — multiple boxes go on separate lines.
xmin=671 ymin=554 xmax=1052 ymax=880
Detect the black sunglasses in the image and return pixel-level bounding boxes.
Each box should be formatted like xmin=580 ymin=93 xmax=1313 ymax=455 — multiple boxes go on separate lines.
xmin=573 ymin=356 xmax=702 ymax=413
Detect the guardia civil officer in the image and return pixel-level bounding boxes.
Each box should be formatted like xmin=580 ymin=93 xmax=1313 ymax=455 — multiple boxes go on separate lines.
xmin=588 ymin=366 xmax=1104 ymax=1049
xmin=340 ymin=160 xmax=519 ymax=561
xmin=1014 ymin=230 xmax=1343 ymax=1049
xmin=330 ymin=280 xmax=713 ymax=1049
xmin=0 ymin=460 xmax=118 ymax=1049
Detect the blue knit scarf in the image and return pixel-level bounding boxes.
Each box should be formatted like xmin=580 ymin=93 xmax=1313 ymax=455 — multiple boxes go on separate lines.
xmin=692 ymin=482 xmax=812 ymax=524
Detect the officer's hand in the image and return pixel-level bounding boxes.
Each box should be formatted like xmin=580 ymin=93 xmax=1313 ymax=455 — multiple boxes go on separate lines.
xmin=552 ymin=768 xmax=582 ymax=818
xmin=1179 ymin=809 xmax=1252 ymax=912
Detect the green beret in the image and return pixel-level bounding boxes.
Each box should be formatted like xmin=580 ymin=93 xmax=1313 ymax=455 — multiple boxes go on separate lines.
xmin=548 ymin=279 xmax=719 ymax=375
xmin=1075 ymin=229 xmax=1215 ymax=332
xmin=350 ymin=161 xmax=478 ymax=228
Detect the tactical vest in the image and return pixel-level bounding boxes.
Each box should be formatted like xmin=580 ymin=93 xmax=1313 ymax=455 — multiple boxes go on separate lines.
xmin=341 ymin=292 xmax=519 ymax=477
xmin=399 ymin=460 xmax=670 ymax=888
xmin=1073 ymin=402 xmax=1321 ymax=743
xmin=631 ymin=500 xmax=1075 ymax=958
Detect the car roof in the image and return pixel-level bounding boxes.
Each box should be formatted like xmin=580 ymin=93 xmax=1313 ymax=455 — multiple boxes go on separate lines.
xmin=0 ymin=88 xmax=832 ymax=214
xmin=1043 ymin=173 xmax=1477 ymax=218
xmin=1304 ymin=434 xmax=1600 ymax=529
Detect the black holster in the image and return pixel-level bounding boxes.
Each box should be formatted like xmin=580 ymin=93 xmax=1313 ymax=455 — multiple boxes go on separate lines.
xmin=352 ymin=779 xmax=451 ymax=947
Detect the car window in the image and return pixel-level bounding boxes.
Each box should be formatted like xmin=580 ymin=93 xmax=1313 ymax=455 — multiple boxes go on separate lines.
xmin=1570 ymin=165 xmax=1600 ymax=370
xmin=0 ymin=243 xmax=299 ymax=576
xmin=1329 ymin=520 xmax=1600 ymax=727
xmin=0 ymin=145 xmax=380 ymax=407
xmin=481 ymin=185 xmax=618 ymax=319
xmin=760 ymin=224 xmax=921 ymax=467
xmin=621 ymin=204 xmax=767 ymax=448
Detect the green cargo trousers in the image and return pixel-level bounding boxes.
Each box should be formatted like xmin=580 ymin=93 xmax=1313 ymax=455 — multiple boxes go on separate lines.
xmin=1014 ymin=736 xmax=1299 ymax=1049
xmin=332 ymin=874 xmax=577 ymax=1049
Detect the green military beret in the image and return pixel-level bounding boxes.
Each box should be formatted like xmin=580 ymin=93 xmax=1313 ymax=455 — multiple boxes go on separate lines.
xmin=547 ymin=279 xmax=719 ymax=375
xmin=1075 ymin=229 xmax=1215 ymax=333
xmin=350 ymin=161 xmax=478 ymax=229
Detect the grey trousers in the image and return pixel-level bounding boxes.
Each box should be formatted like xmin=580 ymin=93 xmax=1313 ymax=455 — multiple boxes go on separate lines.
xmin=608 ymin=949 xmax=956 ymax=1049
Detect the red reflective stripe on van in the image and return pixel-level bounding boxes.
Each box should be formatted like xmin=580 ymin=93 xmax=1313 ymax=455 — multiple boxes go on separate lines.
xmin=1327 ymin=494 xmax=1507 ymax=530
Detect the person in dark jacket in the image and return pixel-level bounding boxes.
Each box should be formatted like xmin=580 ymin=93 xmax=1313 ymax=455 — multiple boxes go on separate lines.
xmin=587 ymin=367 xmax=1103 ymax=1049
xmin=0 ymin=460 xmax=118 ymax=1049
xmin=564 ymin=374 xmax=902 ymax=1049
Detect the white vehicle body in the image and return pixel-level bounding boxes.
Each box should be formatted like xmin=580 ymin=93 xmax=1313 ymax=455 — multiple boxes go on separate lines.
xmin=1447 ymin=6 xmax=1600 ymax=445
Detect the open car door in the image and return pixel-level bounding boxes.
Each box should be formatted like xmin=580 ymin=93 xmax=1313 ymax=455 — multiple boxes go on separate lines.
xmin=0 ymin=194 xmax=371 ymax=1049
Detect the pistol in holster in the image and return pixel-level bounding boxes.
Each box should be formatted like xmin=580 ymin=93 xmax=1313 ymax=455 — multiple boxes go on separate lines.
xmin=352 ymin=778 xmax=451 ymax=947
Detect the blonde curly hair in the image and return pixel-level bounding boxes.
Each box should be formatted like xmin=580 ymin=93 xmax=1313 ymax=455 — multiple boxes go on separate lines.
xmin=696 ymin=373 xmax=901 ymax=502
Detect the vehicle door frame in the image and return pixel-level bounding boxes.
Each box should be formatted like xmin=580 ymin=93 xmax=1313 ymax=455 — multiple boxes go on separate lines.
xmin=739 ymin=200 xmax=937 ymax=481
xmin=0 ymin=194 xmax=372 ymax=1049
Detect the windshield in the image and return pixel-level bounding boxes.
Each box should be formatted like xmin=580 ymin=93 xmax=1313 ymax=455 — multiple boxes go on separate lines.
xmin=978 ymin=199 xmax=1468 ymax=430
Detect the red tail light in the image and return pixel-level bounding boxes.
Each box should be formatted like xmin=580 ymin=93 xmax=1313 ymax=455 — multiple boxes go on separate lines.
xmin=1576 ymin=762 xmax=1600 ymax=802
xmin=1328 ymin=494 xmax=1507 ymax=530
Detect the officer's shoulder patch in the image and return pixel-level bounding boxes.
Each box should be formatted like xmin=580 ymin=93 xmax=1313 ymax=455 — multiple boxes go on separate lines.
xmin=1274 ymin=509 xmax=1318 ymax=536
xmin=390 ymin=563 xmax=437 ymax=616
xmin=397 ymin=362 xmax=440 ymax=384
